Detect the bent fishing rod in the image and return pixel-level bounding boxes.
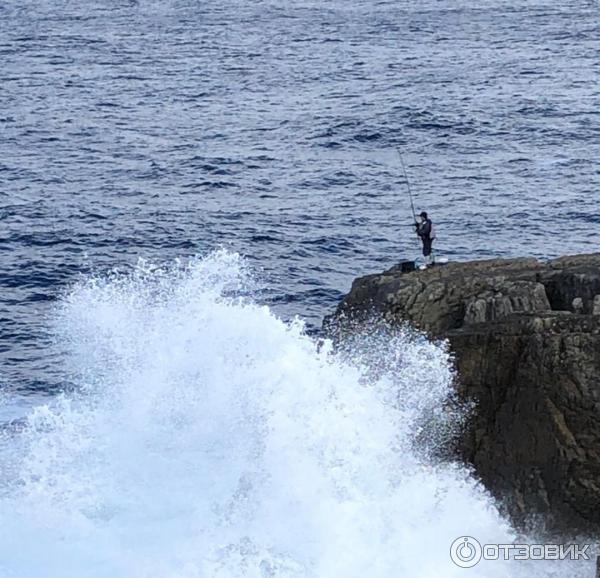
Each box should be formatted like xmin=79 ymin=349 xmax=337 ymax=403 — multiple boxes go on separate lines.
xmin=396 ymin=147 xmax=417 ymax=224
xmin=396 ymin=147 xmax=423 ymax=255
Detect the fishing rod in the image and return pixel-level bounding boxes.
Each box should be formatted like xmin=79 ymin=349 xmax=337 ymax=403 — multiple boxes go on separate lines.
xmin=396 ymin=147 xmax=417 ymax=224
xmin=396 ymin=147 xmax=423 ymax=256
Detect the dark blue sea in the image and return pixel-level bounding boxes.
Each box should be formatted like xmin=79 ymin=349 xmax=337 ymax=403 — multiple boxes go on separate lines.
xmin=2 ymin=0 xmax=599 ymax=408
xmin=1 ymin=2 xmax=600 ymax=575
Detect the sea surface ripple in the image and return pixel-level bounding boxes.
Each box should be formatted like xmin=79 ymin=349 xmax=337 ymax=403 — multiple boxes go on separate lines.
xmin=0 ymin=0 xmax=599 ymax=399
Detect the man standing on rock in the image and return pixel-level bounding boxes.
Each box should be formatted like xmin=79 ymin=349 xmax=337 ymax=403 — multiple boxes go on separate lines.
xmin=415 ymin=211 xmax=435 ymax=267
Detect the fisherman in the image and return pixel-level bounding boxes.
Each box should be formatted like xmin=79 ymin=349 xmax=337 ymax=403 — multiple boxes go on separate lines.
xmin=415 ymin=211 xmax=435 ymax=267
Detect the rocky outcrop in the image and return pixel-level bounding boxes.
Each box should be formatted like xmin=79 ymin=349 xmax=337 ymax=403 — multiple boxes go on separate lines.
xmin=324 ymin=254 xmax=600 ymax=536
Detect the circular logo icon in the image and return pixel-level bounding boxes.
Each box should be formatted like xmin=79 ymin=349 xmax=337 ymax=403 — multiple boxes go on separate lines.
xmin=450 ymin=536 xmax=483 ymax=568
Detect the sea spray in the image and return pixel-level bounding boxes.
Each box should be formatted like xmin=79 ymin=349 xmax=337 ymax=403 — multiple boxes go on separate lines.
xmin=0 ymin=251 xmax=592 ymax=577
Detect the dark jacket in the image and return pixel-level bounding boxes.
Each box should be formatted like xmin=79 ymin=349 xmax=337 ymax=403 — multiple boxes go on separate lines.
xmin=416 ymin=218 xmax=432 ymax=240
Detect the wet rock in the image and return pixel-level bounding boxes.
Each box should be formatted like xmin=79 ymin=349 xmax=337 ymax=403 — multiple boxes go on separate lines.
xmin=593 ymin=295 xmax=600 ymax=316
xmin=324 ymin=253 xmax=600 ymax=536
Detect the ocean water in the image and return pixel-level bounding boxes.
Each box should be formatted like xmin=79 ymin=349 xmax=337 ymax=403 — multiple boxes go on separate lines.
xmin=1 ymin=0 xmax=599 ymax=396
xmin=0 ymin=0 xmax=599 ymax=574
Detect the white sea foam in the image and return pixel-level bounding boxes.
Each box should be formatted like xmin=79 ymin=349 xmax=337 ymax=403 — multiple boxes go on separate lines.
xmin=0 ymin=251 xmax=592 ymax=577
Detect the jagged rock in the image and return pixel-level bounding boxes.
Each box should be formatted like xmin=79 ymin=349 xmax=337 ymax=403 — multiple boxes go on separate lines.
xmin=324 ymin=253 xmax=600 ymax=536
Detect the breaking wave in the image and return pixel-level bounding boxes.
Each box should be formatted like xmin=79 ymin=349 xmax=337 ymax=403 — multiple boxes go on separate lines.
xmin=0 ymin=251 xmax=590 ymax=577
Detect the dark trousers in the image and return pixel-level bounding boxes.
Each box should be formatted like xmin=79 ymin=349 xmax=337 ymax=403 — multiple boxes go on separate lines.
xmin=422 ymin=238 xmax=433 ymax=257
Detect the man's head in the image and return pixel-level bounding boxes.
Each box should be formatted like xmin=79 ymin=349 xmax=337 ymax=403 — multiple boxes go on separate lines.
xmin=419 ymin=211 xmax=428 ymax=220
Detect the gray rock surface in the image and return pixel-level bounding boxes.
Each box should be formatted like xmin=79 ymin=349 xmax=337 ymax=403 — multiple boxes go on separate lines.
xmin=324 ymin=253 xmax=600 ymax=535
